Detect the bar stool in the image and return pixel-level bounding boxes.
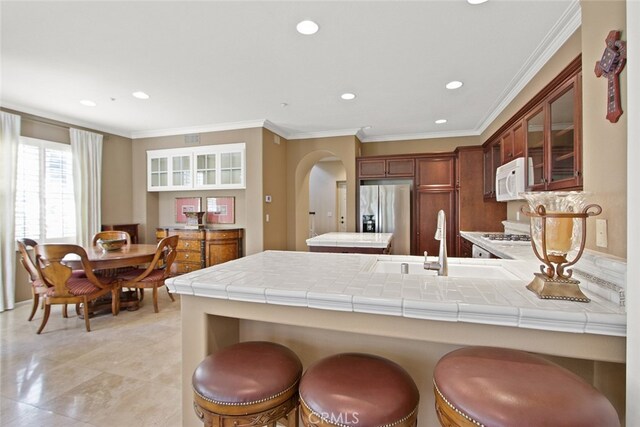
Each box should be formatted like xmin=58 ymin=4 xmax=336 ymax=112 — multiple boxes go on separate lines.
xmin=192 ymin=341 xmax=303 ymax=427
xmin=299 ymin=353 xmax=419 ymax=427
xmin=433 ymin=346 xmax=620 ymax=427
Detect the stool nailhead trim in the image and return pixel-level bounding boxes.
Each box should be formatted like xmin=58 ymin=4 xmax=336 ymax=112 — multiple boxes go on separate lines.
xmin=300 ymin=396 xmax=418 ymax=427
xmin=194 ymin=379 xmax=298 ymax=407
xmin=433 ymin=380 xmax=485 ymax=427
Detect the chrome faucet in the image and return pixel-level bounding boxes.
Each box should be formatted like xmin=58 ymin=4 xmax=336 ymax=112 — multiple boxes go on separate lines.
xmin=423 ymin=210 xmax=448 ymax=276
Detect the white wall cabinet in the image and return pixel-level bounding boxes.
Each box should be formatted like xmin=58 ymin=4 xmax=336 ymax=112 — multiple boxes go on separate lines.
xmin=147 ymin=143 xmax=245 ymax=191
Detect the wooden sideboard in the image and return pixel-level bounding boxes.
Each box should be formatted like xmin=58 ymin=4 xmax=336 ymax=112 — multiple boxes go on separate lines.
xmin=101 ymin=223 xmax=139 ymax=243
xmin=156 ymin=227 xmax=243 ymax=275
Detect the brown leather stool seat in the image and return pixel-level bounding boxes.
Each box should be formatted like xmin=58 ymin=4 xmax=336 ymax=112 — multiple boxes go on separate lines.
xmin=299 ymin=353 xmax=419 ymax=427
xmin=192 ymin=341 xmax=303 ymax=427
xmin=433 ymin=346 xmax=620 ymax=427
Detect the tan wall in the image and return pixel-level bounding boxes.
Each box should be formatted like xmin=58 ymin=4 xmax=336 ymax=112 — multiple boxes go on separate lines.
xmin=4 ymin=109 xmax=134 ymax=303
xmin=131 ymin=128 xmax=264 ymax=255
xmin=581 ymin=0 xmax=627 ymax=257
xmin=361 ymin=135 xmax=481 ymax=156
xmin=262 ymin=129 xmax=288 ymax=250
xmin=286 ymin=136 xmax=358 ymax=251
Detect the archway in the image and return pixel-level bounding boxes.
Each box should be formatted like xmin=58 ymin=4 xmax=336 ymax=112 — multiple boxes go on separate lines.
xmin=293 ymin=150 xmax=348 ymax=251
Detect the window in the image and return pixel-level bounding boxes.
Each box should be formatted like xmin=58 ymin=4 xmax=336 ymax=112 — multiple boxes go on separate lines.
xmin=14 ymin=137 xmax=76 ymax=243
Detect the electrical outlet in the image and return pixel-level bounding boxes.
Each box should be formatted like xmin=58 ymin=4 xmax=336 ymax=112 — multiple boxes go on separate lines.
xmin=327 ymin=211 xmax=332 ymax=217
xmin=266 ymin=214 xmax=270 ymax=223
xmin=596 ymin=219 xmax=608 ymax=248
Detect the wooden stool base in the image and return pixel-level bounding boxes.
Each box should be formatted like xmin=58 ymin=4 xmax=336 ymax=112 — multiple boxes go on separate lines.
xmin=194 ymin=392 xmax=299 ymax=427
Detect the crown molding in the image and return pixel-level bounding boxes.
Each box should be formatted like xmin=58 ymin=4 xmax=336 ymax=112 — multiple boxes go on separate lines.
xmin=0 ymin=102 xmax=131 ymax=138
xmin=475 ymin=0 xmax=581 ymax=135
xmin=285 ymin=128 xmax=361 ymax=141
xmin=359 ymin=129 xmax=480 ymax=143
xmin=130 ymin=119 xmax=268 ymax=139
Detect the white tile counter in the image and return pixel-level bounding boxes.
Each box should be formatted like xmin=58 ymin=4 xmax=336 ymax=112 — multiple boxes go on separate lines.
xmin=170 ymin=250 xmax=626 ymax=427
xmin=306 ymin=232 xmax=393 ymax=248
xmin=167 ymin=250 xmax=625 ymax=337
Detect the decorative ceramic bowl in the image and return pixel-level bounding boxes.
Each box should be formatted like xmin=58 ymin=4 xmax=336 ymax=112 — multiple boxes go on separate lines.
xmin=97 ymin=238 xmax=126 ymax=251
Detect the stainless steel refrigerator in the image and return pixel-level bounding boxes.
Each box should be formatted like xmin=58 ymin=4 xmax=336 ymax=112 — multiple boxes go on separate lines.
xmin=359 ymin=183 xmax=411 ymax=255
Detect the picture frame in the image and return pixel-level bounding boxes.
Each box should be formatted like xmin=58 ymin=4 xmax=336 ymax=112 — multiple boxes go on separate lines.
xmin=206 ymin=197 xmax=235 ymax=224
xmin=175 ymin=197 xmax=202 ymax=223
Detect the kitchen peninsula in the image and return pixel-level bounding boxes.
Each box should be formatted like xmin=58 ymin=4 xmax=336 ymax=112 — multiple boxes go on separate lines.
xmin=167 ymin=251 xmax=626 ymax=426
xmin=306 ymin=232 xmax=393 ymax=254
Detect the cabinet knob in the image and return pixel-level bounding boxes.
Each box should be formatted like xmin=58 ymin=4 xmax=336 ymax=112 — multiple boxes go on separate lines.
xmin=185 ymin=253 xmax=189 ymax=258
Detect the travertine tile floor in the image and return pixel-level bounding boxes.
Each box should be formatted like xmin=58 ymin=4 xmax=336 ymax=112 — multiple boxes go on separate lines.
xmin=0 ymin=292 xmax=182 ymax=426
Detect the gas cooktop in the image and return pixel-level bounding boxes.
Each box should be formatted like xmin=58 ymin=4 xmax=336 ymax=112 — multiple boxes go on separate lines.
xmin=481 ymin=233 xmax=532 ymax=245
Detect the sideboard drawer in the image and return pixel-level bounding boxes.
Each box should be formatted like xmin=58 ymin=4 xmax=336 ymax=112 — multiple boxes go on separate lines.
xmin=176 ymin=250 xmax=202 ymax=263
xmin=178 ymin=239 xmax=201 ymax=251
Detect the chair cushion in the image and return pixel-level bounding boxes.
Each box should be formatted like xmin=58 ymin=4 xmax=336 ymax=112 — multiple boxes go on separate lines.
xmin=433 ymin=346 xmax=620 ymax=427
xmin=119 ymin=268 xmax=166 ymax=283
xmin=192 ymin=341 xmax=302 ymax=406
xmin=299 ymin=353 xmax=419 ymax=427
xmin=45 ymin=277 xmax=101 ymax=297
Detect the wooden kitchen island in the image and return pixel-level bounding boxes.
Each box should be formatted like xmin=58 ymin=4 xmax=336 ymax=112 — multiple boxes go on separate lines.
xmin=167 ymin=251 xmax=626 ymax=426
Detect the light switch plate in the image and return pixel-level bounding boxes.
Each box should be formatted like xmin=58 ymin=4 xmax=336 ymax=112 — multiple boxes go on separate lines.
xmin=596 ymin=219 xmax=608 ymax=248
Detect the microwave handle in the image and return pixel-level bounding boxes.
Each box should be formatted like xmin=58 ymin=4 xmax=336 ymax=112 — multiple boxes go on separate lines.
xmin=506 ymin=171 xmax=515 ymax=195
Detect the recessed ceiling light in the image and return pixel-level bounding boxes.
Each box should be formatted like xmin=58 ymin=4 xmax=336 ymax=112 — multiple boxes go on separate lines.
xmin=132 ymin=91 xmax=150 ymax=99
xmin=445 ymin=80 xmax=464 ymax=90
xmin=296 ymin=20 xmax=319 ymax=35
xmin=362 ymin=126 xmax=372 ymax=130
xmin=435 ymin=119 xmax=448 ymax=124
xmin=341 ymin=93 xmax=356 ymax=100
xmin=80 ymin=100 xmax=96 ymax=107
xmin=467 ymin=0 xmax=488 ymax=4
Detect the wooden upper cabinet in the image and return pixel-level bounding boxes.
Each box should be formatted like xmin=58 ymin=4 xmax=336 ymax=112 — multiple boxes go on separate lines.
xmin=500 ymin=119 xmax=525 ymax=165
xmin=357 ymin=157 xmax=414 ymax=179
xmin=484 ymin=55 xmax=582 ymax=194
xmin=387 ymin=158 xmax=415 ymax=177
xmin=483 ymin=139 xmax=501 ymax=199
xmin=416 ymin=156 xmax=455 ymax=188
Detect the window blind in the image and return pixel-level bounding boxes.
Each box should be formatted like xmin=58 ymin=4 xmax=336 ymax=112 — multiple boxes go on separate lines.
xmin=15 ymin=137 xmax=76 ymax=243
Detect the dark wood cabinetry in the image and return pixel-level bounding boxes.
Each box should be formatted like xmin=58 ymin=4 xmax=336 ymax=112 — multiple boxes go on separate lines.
xmin=102 ymin=224 xmax=139 ymax=243
xmin=501 ymin=119 xmax=525 ymax=164
xmin=358 ymin=157 xmax=414 ymax=178
xmin=415 ymin=155 xmax=456 ymax=257
xmin=156 ymin=228 xmax=243 ymax=275
xmin=459 ymin=237 xmax=473 ymax=258
xmin=483 ymin=55 xmax=582 ymax=194
xmin=483 ymin=139 xmax=501 ymax=199
xmin=530 ymin=74 xmax=582 ymax=191
xmin=455 ymin=147 xmax=506 ymax=256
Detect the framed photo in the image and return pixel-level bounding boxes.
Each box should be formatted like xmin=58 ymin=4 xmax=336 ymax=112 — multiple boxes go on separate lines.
xmin=206 ymin=197 xmax=235 ymax=224
xmin=175 ymin=197 xmax=201 ymax=223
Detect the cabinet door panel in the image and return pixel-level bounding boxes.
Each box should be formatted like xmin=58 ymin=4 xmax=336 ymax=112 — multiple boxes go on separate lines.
xmin=386 ymin=158 xmax=415 ymax=177
xmin=501 ymin=131 xmax=514 ymax=164
xmin=512 ymin=120 xmax=525 ymax=159
xmin=525 ymin=107 xmax=545 ymax=190
xmin=416 ymin=190 xmax=455 ymax=257
xmin=416 ymin=157 xmax=455 ymax=188
xmin=358 ymin=159 xmax=386 ymax=178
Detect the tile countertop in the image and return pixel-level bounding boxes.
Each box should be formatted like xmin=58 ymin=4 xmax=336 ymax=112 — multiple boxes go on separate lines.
xmin=167 ymin=250 xmax=626 ymax=337
xmin=306 ymin=232 xmax=393 ymax=248
xmin=460 ymin=231 xmax=627 ymax=307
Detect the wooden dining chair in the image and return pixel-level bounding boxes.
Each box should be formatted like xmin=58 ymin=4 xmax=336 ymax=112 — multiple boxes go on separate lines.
xmin=17 ymin=238 xmax=85 ymax=321
xmin=117 ymin=235 xmax=179 ymax=313
xmin=91 ymin=231 xmax=132 ymax=246
xmin=35 ymin=244 xmax=121 ymax=334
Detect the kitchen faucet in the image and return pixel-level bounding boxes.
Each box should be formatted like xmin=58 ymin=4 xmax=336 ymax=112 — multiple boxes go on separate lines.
xmin=423 ymin=210 xmax=448 ymax=276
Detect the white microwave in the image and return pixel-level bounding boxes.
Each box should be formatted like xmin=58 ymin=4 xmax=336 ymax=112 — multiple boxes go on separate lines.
xmin=496 ymin=157 xmax=529 ymax=201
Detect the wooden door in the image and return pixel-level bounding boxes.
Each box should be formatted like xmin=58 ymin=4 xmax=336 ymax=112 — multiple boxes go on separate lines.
xmin=416 ymin=156 xmax=455 ymax=188
xmin=386 ymin=158 xmax=415 ymax=177
xmin=358 ymin=159 xmax=386 ymax=178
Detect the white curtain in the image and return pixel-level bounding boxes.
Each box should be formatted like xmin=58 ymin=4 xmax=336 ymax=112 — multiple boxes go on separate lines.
xmin=70 ymin=128 xmax=103 ymax=247
xmin=0 ymin=112 xmax=21 ymax=312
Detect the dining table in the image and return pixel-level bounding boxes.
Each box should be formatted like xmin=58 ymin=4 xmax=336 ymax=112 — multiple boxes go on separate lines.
xmin=65 ymin=243 xmax=160 ymax=314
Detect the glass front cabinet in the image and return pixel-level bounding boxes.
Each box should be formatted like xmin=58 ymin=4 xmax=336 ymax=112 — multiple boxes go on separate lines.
xmin=147 ymin=143 xmax=245 ymax=191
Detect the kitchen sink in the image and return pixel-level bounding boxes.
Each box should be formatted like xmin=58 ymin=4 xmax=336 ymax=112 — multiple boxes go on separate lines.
xmin=373 ymin=260 xmax=519 ymax=280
